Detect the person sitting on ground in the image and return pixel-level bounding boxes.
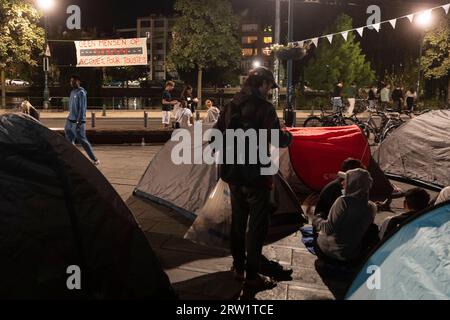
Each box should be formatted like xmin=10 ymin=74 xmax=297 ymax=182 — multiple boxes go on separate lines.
xmin=20 ymin=100 xmax=40 ymax=121
xmin=204 ymin=99 xmax=220 ymax=124
xmin=379 ymin=188 xmax=431 ymax=240
xmin=435 ymin=187 xmax=450 ymax=206
xmin=311 ymin=168 xmax=377 ymax=266
xmin=314 ymin=158 xmax=364 ymax=223
xmin=174 ymin=100 xmax=193 ymax=128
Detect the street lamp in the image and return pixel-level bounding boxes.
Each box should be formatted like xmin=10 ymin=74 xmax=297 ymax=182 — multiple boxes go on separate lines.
xmin=37 ymin=0 xmax=55 ymax=109
xmin=415 ymin=10 xmax=433 ymax=102
xmin=37 ymin=0 xmax=54 ymax=11
xmin=252 ymin=60 xmax=261 ymax=68
xmin=416 ymin=10 xmax=432 ymax=27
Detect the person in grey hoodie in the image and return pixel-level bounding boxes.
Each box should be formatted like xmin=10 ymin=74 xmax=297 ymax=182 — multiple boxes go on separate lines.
xmin=311 ymin=168 xmax=377 ymax=264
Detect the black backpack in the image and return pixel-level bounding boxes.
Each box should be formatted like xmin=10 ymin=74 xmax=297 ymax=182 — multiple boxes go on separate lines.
xmin=219 ymin=101 xmax=267 ymax=187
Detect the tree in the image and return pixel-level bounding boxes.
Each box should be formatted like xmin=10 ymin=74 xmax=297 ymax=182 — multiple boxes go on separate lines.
xmin=0 ymin=0 xmax=44 ymax=107
xmin=421 ymin=14 xmax=450 ymax=102
xmin=168 ymin=0 xmax=241 ymax=108
xmin=304 ymin=14 xmax=375 ymax=93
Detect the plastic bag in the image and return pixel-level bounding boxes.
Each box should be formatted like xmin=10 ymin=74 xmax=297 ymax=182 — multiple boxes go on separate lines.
xmin=184 ymin=180 xmax=232 ymax=249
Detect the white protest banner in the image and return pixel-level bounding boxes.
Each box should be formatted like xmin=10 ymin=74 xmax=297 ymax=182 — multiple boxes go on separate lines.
xmin=75 ymin=38 xmax=148 ymax=67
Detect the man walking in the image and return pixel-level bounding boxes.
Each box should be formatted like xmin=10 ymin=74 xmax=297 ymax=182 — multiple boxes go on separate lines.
xmin=215 ymin=67 xmax=293 ymax=290
xmin=345 ymin=82 xmax=358 ymax=115
xmin=64 ymin=75 xmax=99 ymax=166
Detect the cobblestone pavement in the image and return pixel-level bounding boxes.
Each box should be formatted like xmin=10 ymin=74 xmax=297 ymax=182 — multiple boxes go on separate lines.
xmin=88 ymin=145 xmax=437 ymax=300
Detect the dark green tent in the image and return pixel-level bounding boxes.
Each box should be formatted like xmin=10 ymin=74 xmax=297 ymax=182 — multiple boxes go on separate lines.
xmin=0 ymin=114 xmax=175 ymax=299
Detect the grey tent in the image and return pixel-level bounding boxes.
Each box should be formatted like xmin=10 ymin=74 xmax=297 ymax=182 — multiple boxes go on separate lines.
xmin=135 ymin=124 xmax=394 ymax=235
xmin=346 ymin=200 xmax=450 ymax=300
xmin=135 ymin=124 xmax=307 ymax=240
xmin=0 ymin=114 xmax=175 ymax=299
xmin=374 ymin=110 xmax=450 ymax=188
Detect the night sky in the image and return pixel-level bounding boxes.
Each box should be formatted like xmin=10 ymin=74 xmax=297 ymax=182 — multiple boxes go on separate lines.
xmin=46 ymin=0 xmax=448 ymax=75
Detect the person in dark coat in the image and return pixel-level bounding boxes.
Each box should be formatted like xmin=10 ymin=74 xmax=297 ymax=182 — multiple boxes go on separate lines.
xmin=391 ymin=85 xmax=404 ymax=112
xmin=379 ymin=188 xmax=430 ymax=240
xmin=215 ymin=67 xmax=292 ymax=290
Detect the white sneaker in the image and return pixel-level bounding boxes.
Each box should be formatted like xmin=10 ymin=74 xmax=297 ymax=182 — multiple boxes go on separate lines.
xmin=93 ymin=160 xmax=100 ymax=166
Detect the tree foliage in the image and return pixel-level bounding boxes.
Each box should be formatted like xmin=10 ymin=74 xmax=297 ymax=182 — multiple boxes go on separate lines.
xmin=0 ymin=0 xmax=44 ymax=71
xmin=304 ymin=14 xmax=375 ymax=92
xmin=421 ymin=15 xmax=450 ymax=80
xmin=168 ymin=0 xmax=241 ymax=72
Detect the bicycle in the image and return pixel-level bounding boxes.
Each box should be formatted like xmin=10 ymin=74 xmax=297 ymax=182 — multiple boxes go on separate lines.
xmin=303 ymin=106 xmax=354 ymax=127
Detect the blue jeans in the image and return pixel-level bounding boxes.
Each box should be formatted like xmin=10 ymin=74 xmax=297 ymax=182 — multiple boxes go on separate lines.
xmin=65 ymin=121 xmax=97 ymax=162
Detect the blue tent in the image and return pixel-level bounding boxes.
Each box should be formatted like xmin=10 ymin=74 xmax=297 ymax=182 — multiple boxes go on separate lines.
xmin=346 ymin=201 xmax=450 ymax=300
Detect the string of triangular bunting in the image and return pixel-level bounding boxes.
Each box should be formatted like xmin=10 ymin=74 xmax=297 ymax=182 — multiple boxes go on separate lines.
xmin=286 ymin=3 xmax=450 ymax=48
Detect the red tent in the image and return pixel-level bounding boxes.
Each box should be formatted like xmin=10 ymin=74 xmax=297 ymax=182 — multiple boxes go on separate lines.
xmin=282 ymin=126 xmax=392 ymax=200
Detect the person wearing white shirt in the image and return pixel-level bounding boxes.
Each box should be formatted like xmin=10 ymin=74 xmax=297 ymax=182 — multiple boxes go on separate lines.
xmin=380 ymin=84 xmax=391 ymax=110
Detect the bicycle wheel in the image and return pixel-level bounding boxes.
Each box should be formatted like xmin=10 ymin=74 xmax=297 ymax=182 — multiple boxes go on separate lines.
xmin=303 ymin=116 xmax=323 ymax=127
xmin=381 ymin=124 xmax=401 ymax=142
xmin=343 ymin=117 xmax=357 ymax=126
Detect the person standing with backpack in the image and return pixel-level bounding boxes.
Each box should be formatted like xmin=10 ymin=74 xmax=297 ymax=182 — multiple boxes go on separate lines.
xmin=215 ymin=67 xmax=292 ymax=290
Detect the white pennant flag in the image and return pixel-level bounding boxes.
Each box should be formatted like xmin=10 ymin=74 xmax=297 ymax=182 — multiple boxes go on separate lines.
xmin=326 ymin=35 xmax=333 ymax=44
xmin=311 ymin=38 xmax=319 ymax=47
xmin=389 ymin=19 xmax=397 ymax=29
xmin=341 ymin=31 xmax=349 ymax=41
xmin=407 ymin=14 xmax=414 ymax=23
xmin=372 ymin=23 xmax=381 ymax=32
xmin=443 ymin=4 xmax=450 ymax=14
xmin=356 ymin=27 xmax=364 ymax=37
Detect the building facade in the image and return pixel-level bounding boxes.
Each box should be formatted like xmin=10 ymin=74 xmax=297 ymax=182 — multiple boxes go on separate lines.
xmin=240 ymin=20 xmax=274 ymax=75
xmin=117 ymin=16 xmax=274 ymax=83
xmin=118 ymin=15 xmax=177 ymax=81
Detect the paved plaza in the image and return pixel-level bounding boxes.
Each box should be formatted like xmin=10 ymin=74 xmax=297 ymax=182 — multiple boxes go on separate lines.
xmin=89 ymin=145 xmax=437 ymax=300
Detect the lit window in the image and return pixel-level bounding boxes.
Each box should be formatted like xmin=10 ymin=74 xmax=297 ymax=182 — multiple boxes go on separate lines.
xmin=242 ymin=36 xmax=258 ymax=44
xmin=242 ymin=48 xmax=253 ymax=56
xmin=264 ymin=37 xmax=273 ymax=44
xmin=263 ymin=47 xmax=272 ymax=56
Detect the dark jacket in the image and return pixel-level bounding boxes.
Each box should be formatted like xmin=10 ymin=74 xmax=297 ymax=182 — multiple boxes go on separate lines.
xmin=391 ymin=88 xmax=404 ymax=102
xmin=215 ymin=87 xmax=292 ymax=189
xmin=314 ymin=178 xmax=343 ymax=220
xmin=379 ymin=211 xmax=416 ymax=240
